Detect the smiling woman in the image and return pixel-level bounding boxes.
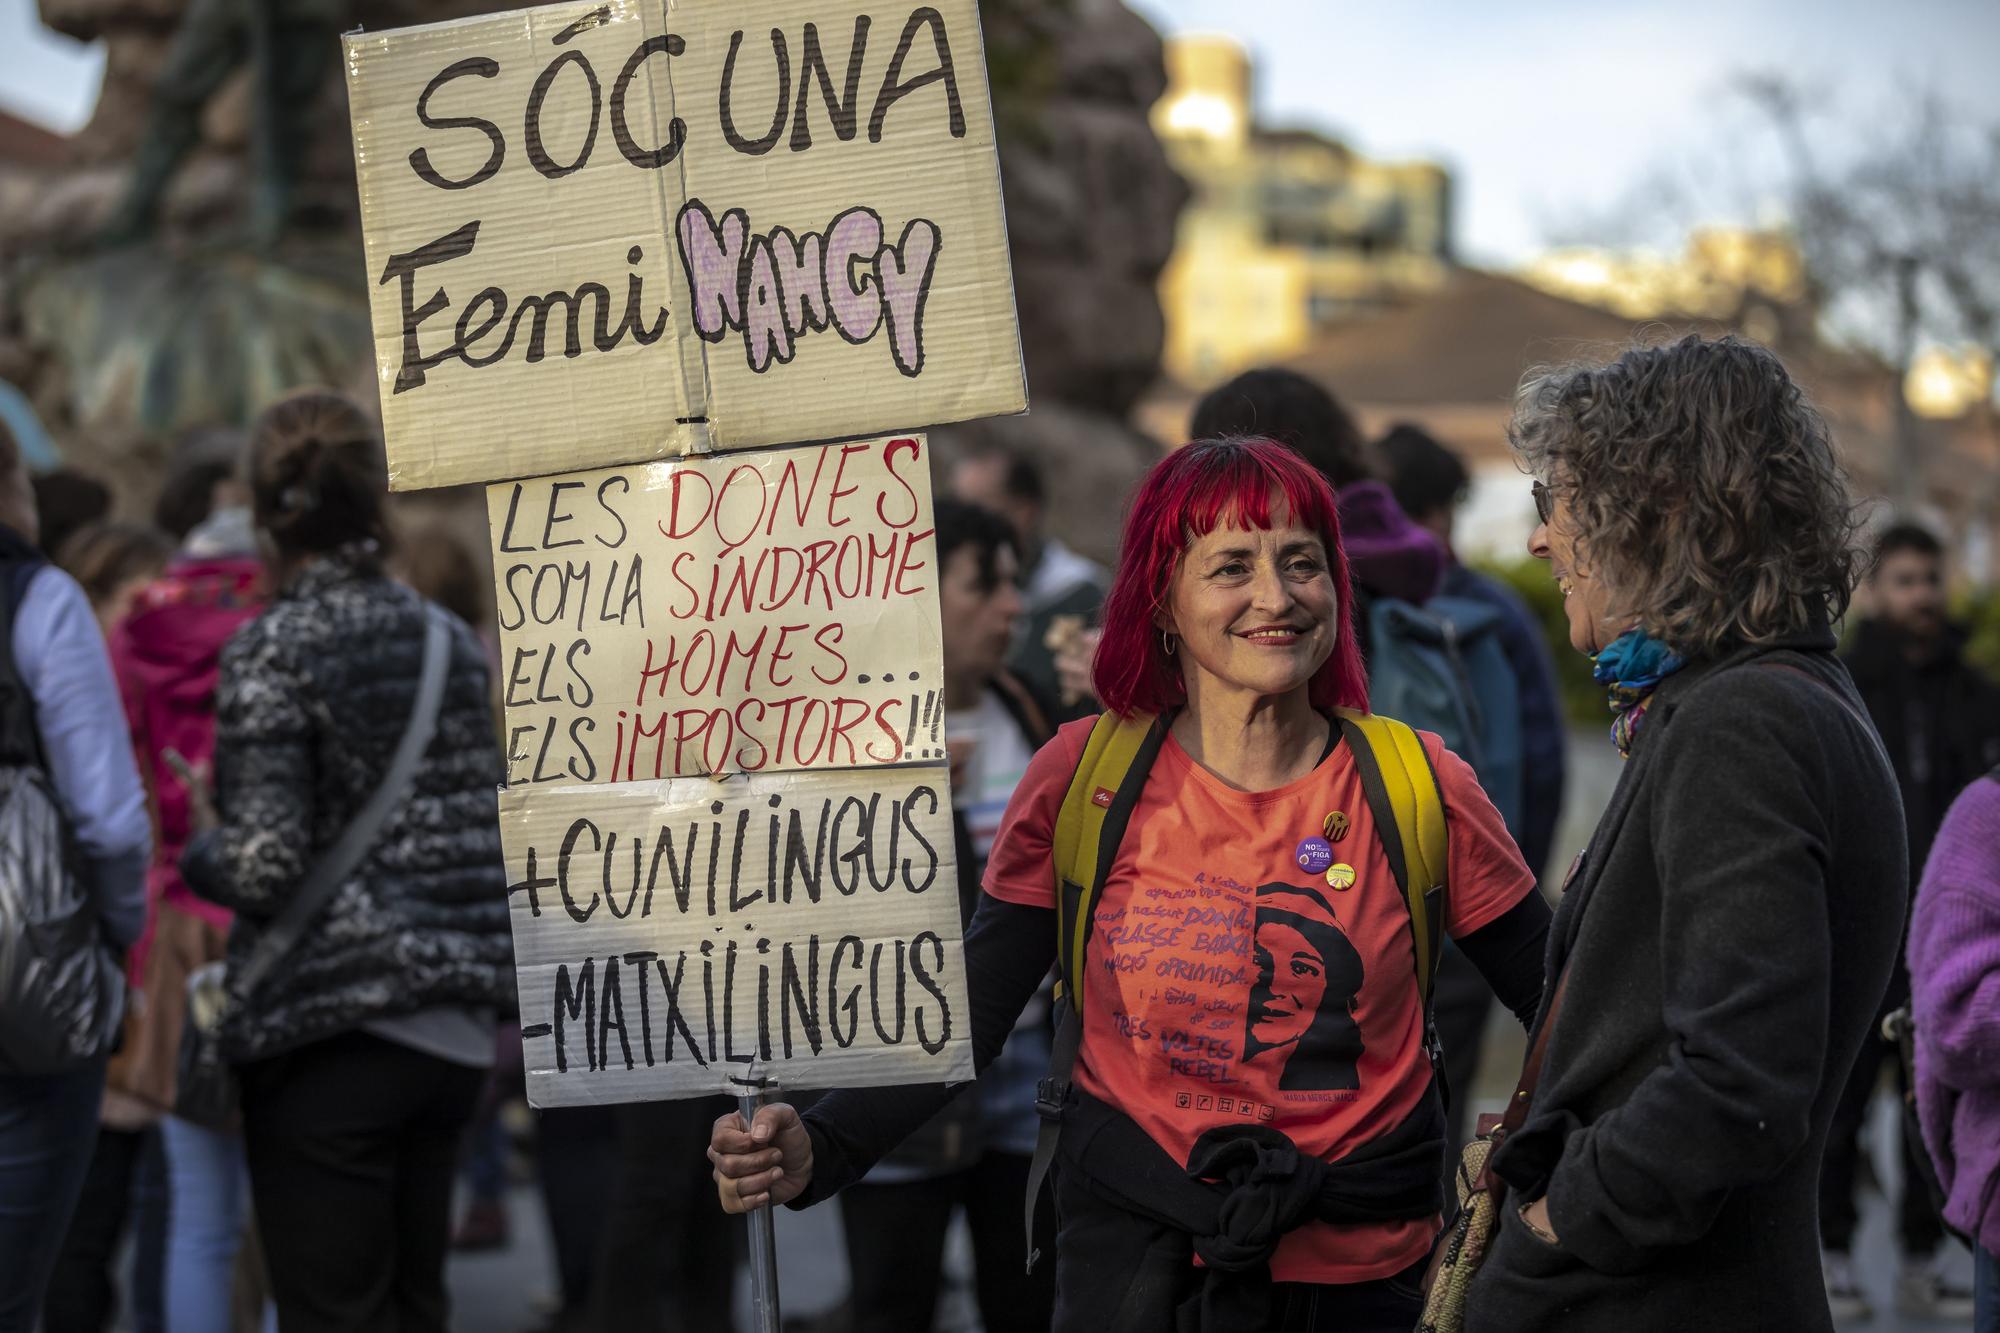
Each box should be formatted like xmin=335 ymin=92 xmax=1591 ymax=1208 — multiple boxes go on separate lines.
xmin=707 ymin=437 xmax=1555 ymax=1333
xmin=1088 ymin=436 xmax=1368 ymax=788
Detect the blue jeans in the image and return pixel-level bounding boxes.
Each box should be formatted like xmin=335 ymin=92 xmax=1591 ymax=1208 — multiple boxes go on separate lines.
xmin=161 ymin=1114 xmax=251 ymax=1333
xmin=1977 ymin=1244 xmax=1999 ymax=1333
xmin=0 ymin=1056 xmax=108 ymax=1332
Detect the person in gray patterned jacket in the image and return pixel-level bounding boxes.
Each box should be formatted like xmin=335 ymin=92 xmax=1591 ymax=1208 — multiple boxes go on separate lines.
xmin=179 ymin=389 xmax=509 ymax=1333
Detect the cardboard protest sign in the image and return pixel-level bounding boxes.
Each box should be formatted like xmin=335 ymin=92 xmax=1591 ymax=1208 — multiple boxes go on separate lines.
xmin=345 ymin=0 xmax=1025 ymax=490
xmin=487 ymin=434 xmax=943 ymax=786
xmin=503 ymin=764 xmax=972 ymax=1105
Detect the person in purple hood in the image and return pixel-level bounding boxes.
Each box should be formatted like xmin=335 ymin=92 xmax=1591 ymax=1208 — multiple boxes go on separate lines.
xmin=1909 ymin=768 xmax=2000 ymax=1331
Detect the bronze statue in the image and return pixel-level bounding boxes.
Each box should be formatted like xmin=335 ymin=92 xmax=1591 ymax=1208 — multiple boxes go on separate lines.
xmin=98 ymin=0 xmax=351 ymax=248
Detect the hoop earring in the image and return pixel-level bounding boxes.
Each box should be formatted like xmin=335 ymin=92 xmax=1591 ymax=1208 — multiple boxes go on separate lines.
xmin=1160 ymin=630 xmax=1177 ymax=657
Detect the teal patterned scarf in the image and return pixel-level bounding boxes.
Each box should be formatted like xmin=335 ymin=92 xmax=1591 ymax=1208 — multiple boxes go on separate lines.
xmin=1592 ymin=629 xmax=1686 ymax=758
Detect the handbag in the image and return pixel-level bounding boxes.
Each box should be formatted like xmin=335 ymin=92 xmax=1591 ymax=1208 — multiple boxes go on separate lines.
xmin=0 ymin=560 xmax=124 ymax=1075
xmin=0 ymin=766 xmax=127 ymax=1073
xmin=1882 ymin=1004 xmax=1970 ymax=1246
xmin=174 ymin=606 xmax=453 ymax=1131
xmin=113 ymin=904 xmax=227 ymax=1112
xmin=1417 ymin=969 xmax=1569 ymax=1333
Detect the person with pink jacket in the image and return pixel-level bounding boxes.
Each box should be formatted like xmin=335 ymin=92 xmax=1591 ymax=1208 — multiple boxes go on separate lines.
xmin=109 ymin=440 xmax=265 ymax=1333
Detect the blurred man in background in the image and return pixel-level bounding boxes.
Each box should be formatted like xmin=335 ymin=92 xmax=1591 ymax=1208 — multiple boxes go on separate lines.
xmin=950 ymin=448 xmax=1106 ymax=719
xmin=1824 ymin=522 xmax=2000 ymax=1320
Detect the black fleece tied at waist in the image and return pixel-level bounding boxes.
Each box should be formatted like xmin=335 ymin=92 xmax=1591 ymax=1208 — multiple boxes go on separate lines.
xmin=1055 ymin=1089 xmax=1444 ymax=1333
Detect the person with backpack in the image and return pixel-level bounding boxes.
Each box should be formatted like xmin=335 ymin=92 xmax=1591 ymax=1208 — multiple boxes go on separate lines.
xmin=1191 ymin=374 xmax=1529 ymax=1165
xmin=176 ymin=390 xmax=511 ymax=1333
xmin=0 ymin=419 xmax=153 ymax=1331
xmin=711 ymin=437 xmax=1551 ymax=1333
xmin=1460 ymin=335 xmax=1904 ymax=1331
xmin=1908 ymin=766 xmax=2000 ymax=1332
xmin=1376 ymin=424 xmax=1565 ymax=886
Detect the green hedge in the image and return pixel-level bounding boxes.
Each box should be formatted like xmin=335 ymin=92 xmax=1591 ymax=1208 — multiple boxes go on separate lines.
xmin=1959 ymin=584 xmax=2000 ymax=682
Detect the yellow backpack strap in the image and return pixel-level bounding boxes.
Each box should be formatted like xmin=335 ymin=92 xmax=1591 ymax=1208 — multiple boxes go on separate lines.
xmin=1334 ymin=708 xmax=1450 ymax=1006
xmin=1050 ymin=711 xmax=1165 ymax=1011
xmin=1026 ymin=710 xmax=1166 ymax=1273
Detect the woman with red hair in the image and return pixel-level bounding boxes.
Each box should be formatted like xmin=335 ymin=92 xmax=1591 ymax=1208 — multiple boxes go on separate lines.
xmin=711 ymin=439 xmax=1550 ymax=1332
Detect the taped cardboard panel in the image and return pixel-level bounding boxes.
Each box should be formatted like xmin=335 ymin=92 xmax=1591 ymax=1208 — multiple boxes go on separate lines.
xmin=500 ymin=765 xmax=972 ymax=1106
xmin=669 ymin=0 xmax=1026 ymax=448
xmin=345 ymin=2 xmax=703 ymax=489
xmin=345 ymin=0 xmax=1024 ymax=491
xmin=487 ymin=434 xmax=943 ymax=786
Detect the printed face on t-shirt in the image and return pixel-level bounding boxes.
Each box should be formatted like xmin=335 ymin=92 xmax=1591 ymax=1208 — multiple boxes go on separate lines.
xmin=1244 ymin=885 xmax=1365 ymax=1090
xmin=1162 ymin=508 xmax=1337 ymax=702
xmin=1250 ymin=919 xmax=1324 ymax=1044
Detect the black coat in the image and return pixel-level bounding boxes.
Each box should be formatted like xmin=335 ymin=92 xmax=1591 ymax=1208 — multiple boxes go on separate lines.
xmin=1466 ymin=628 xmax=1905 ymax=1332
xmin=181 ymin=555 xmax=512 ymax=1063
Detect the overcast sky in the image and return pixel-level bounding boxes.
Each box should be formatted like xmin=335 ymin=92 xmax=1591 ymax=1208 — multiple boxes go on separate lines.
xmin=1126 ymin=0 xmax=2000 ymax=265
xmin=5 ymin=0 xmax=1999 ymax=265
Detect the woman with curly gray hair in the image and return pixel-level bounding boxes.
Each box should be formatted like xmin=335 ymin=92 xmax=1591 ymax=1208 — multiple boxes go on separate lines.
xmin=1464 ymin=335 xmax=1906 ymax=1331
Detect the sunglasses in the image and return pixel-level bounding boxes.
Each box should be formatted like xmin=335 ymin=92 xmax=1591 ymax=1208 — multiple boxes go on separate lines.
xmin=1532 ymin=480 xmax=1555 ymax=526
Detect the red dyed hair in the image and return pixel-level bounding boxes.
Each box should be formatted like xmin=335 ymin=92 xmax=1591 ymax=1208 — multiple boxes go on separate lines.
xmin=1093 ymin=437 xmax=1369 ymax=718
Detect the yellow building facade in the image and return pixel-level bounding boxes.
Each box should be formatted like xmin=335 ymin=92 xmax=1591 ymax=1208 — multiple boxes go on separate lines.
xmin=1153 ymin=36 xmax=1453 ymax=386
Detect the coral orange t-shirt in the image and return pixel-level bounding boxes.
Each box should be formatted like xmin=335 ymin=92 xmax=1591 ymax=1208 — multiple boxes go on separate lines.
xmin=984 ymin=716 xmax=1535 ymax=1284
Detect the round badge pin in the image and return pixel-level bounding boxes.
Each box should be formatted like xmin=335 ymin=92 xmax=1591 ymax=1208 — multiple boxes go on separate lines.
xmin=1295 ymin=836 xmax=1335 ymax=874
xmin=1323 ymin=811 xmax=1350 ymax=842
xmin=1325 ymin=862 xmax=1357 ymax=891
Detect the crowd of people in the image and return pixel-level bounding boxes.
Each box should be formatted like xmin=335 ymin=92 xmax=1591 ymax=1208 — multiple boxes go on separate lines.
xmin=0 ymin=332 xmax=1995 ymax=1333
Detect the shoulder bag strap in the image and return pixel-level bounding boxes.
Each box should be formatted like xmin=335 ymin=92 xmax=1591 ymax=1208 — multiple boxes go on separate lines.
xmin=234 ymin=607 xmax=453 ymax=997
xmin=1757 ymin=660 xmax=1870 ymax=730
xmin=1473 ymin=966 xmax=1570 ymax=1195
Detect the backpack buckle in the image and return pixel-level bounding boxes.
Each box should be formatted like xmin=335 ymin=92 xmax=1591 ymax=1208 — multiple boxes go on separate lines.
xmin=1034 ymin=1076 xmax=1072 ymax=1122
